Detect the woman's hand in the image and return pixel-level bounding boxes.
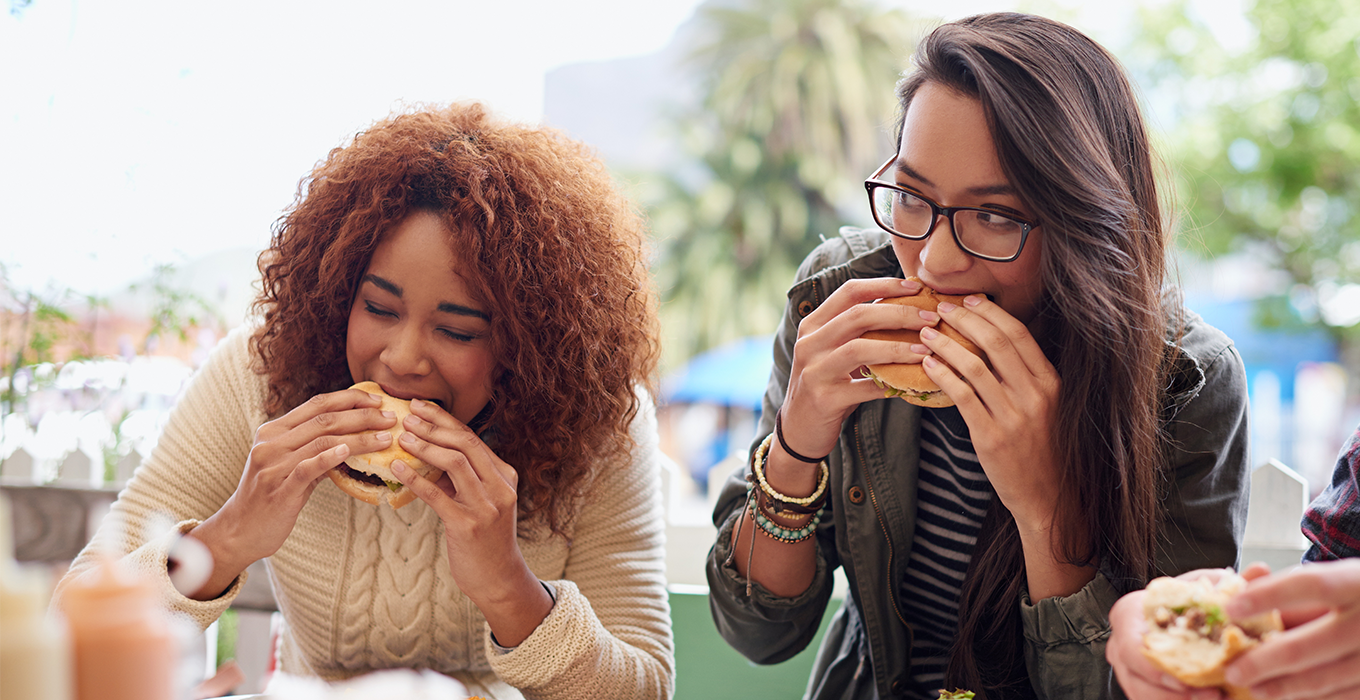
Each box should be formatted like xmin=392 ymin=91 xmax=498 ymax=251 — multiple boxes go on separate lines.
xmin=919 ymin=295 xmax=1061 ymax=526
xmin=735 ymin=276 xmax=934 ymax=597
xmin=778 ymin=276 xmax=936 ymax=462
xmin=389 ymin=398 xmax=553 ymax=648
xmin=188 ymin=387 xmax=396 ymax=600
xmin=918 ymin=295 xmax=1081 ymax=598
xmin=1107 ymin=567 xmax=1258 ymax=700
xmin=1224 ymin=558 xmax=1360 ymax=699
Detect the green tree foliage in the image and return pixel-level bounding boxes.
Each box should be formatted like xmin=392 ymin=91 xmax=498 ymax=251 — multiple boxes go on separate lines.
xmin=646 ymin=0 xmax=921 ymax=365
xmin=1126 ymin=0 xmax=1360 ymax=335
xmin=1 ymin=266 xmax=84 ymax=416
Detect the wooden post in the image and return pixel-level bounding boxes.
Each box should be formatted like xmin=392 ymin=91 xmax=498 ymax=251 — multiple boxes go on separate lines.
xmin=114 ymin=450 xmax=143 ymax=486
xmin=0 ymin=447 xmax=38 ymax=484
xmin=1242 ymin=459 xmax=1310 ymax=572
xmin=55 ymin=449 xmax=95 ymax=488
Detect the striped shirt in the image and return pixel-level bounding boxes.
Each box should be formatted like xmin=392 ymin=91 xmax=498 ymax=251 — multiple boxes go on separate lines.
xmin=899 ymin=407 xmax=993 ymax=699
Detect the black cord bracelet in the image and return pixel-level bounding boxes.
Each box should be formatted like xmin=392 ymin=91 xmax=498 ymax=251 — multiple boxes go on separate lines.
xmin=775 ymin=407 xmax=830 ymax=464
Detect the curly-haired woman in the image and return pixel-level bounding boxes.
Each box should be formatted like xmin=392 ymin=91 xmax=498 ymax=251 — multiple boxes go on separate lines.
xmin=56 ymin=103 xmax=672 ymax=699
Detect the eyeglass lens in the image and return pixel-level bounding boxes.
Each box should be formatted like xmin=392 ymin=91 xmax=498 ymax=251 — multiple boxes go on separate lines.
xmin=871 ymin=185 xmax=1025 ymax=260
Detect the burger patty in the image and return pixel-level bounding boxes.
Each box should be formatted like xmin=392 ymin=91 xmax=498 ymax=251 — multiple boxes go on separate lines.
xmin=343 ymin=466 xmax=391 ymax=488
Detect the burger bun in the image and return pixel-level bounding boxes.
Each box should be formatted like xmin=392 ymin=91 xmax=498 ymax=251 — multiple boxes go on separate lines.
xmin=325 ymin=381 xmax=438 ymax=509
xmin=861 ymin=280 xmax=984 ymax=407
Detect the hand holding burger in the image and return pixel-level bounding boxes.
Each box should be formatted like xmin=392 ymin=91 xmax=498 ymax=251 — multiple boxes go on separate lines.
xmin=327 ymin=381 xmax=440 ymax=508
xmin=860 ymin=280 xmax=989 ymax=407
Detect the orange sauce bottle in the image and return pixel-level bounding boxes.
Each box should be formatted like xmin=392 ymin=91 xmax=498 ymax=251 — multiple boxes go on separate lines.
xmin=61 ymin=558 xmax=177 ymax=700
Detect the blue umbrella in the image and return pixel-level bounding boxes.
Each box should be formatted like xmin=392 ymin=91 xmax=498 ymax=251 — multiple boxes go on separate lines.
xmin=662 ymin=336 xmax=774 ymax=410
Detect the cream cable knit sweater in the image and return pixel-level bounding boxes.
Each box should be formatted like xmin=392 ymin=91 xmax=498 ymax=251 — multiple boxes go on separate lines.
xmin=56 ymin=325 xmax=675 ymax=700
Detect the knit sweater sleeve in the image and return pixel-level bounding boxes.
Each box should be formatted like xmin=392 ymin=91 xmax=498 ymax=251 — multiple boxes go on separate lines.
xmin=486 ymin=395 xmax=675 ymax=700
xmin=53 ymin=325 xmax=266 ymax=629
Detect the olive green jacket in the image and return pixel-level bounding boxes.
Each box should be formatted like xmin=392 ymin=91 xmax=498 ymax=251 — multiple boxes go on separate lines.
xmin=706 ymin=227 xmax=1251 ymax=700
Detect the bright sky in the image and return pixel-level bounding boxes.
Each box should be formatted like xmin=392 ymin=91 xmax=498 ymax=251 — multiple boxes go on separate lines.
xmin=1 ymin=0 xmax=711 ymax=297
xmin=1 ymin=0 xmax=1248 ymax=301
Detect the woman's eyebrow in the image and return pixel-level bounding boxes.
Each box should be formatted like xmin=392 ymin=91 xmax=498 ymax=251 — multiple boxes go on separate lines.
xmin=363 ymin=273 xmax=402 ymax=297
xmin=895 ymin=159 xmax=1017 ymax=197
xmin=364 ymin=273 xmax=489 ymax=320
xmin=437 ymin=302 xmax=490 ymax=321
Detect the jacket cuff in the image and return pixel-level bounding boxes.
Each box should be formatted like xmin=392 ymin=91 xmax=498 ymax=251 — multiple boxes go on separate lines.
xmin=708 ymin=508 xmax=830 ymax=611
xmin=1019 ymin=572 xmax=1121 ymax=700
xmin=1019 ymin=571 xmax=1119 ymax=646
xmin=486 ymin=579 xmax=606 ymax=689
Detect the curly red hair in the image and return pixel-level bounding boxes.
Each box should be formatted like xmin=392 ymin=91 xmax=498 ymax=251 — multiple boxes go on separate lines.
xmin=252 ymin=102 xmax=659 ymax=533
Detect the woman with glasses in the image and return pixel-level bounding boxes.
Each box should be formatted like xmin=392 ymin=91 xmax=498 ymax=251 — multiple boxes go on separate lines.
xmin=56 ymin=103 xmax=673 ymax=699
xmin=707 ymin=13 xmax=1249 ymax=700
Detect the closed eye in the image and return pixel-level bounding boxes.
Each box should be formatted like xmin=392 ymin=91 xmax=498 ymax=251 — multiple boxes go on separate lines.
xmin=437 ymin=328 xmax=479 ymax=343
xmin=364 ymin=301 xmax=396 ymax=318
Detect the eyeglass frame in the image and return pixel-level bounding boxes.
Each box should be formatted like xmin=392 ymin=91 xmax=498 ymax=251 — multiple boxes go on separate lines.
xmin=863 ymin=155 xmax=1038 ymax=263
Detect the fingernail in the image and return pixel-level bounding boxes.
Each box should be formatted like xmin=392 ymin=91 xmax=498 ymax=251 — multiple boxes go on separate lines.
xmin=910 ymin=344 xmax=930 ymax=355
xmin=381 ymin=410 xmax=395 ymax=419
xmin=1160 ymin=674 xmax=1187 ymax=691
xmin=964 ymin=295 xmax=983 ymax=307
xmin=922 ymin=355 xmax=940 ymax=368
xmin=336 ymin=444 xmax=350 ymax=459
xmin=410 ymin=398 xmax=424 ymax=409
xmin=902 ymin=278 xmax=921 ymax=290
xmin=918 ymin=309 xmax=940 ymax=323
xmin=920 ymin=326 xmax=940 ymax=340
xmin=937 ymin=301 xmax=958 ymax=314
xmin=376 ymin=431 xmax=392 ymax=443
xmin=404 ymin=414 xmax=422 ymax=427
xmin=399 ymin=432 xmax=417 ymax=445
xmin=391 ymin=460 xmax=409 ymax=477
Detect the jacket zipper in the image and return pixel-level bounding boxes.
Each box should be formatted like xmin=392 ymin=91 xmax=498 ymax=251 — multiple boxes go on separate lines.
xmin=854 ymin=420 xmax=908 ymax=627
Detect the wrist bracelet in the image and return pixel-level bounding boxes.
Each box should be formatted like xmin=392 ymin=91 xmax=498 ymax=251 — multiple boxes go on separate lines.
xmin=776 ymin=407 xmax=830 ymax=464
xmin=750 ymin=497 xmax=823 ymax=543
xmin=752 ymin=433 xmax=829 ymax=507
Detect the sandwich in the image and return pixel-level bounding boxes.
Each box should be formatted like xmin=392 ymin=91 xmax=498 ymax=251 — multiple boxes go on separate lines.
xmin=1141 ymin=573 xmax=1283 ymax=700
xmin=325 ymin=381 xmax=437 ymax=509
xmin=860 ymin=280 xmax=986 ymax=408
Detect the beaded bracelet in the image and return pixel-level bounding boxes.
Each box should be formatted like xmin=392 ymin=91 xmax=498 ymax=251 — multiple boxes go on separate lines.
xmin=750 ymin=490 xmax=824 ymax=543
xmin=751 ymin=433 xmax=829 ymax=508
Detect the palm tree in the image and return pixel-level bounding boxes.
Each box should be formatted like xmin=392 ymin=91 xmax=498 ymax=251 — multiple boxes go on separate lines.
xmin=648 ymin=0 xmax=921 ymax=364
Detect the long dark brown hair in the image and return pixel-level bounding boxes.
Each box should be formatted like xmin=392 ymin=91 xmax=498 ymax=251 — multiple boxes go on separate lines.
xmin=251 ymin=103 xmax=659 ymax=535
xmin=894 ymin=14 xmax=1172 ymax=697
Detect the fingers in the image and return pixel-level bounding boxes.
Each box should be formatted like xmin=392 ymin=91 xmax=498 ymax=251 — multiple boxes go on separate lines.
xmin=273 ymin=387 xmax=384 ymax=430
xmin=1229 ymin=559 xmax=1360 ymax=618
xmin=396 ymin=399 xmax=517 ymax=495
xmin=936 ymin=295 xmax=1055 ymax=385
xmin=802 ymin=277 xmax=923 ymax=332
xmin=1231 ymin=648 xmax=1360 ymax=700
xmin=294 ymin=442 xmax=353 ymax=485
xmin=1109 ymin=592 xmax=1210 ymax=700
xmin=259 ymin=389 xmax=397 ymax=457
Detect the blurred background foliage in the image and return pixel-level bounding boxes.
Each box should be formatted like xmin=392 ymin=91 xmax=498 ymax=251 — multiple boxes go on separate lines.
xmin=1125 ymin=0 xmax=1360 ymax=340
xmin=645 ymin=0 xmax=925 ymax=363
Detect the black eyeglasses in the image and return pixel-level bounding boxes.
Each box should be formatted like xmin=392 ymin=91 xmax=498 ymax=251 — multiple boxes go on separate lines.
xmin=864 ymin=156 xmax=1037 ymax=263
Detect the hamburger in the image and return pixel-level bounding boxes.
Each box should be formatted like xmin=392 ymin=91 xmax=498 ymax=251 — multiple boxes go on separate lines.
xmin=325 ymin=381 xmax=437 ymax=509
xmin=1140 ymin=573 xmax=1283 ymax=700
xmin=860 ymin=280 xmax=986 ymax=408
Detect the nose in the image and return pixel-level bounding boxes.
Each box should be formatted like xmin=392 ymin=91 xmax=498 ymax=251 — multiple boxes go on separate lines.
xmin=918 ymin=213 xmax=972 ymax=275
xmin=379 ymin=322 xmax=432 ymax=377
